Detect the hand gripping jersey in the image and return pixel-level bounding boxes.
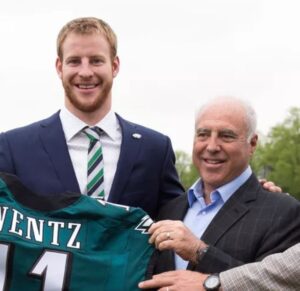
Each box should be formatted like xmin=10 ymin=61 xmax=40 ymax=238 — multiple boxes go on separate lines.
xmin=0 ymin=173 xmax=156 ymax=291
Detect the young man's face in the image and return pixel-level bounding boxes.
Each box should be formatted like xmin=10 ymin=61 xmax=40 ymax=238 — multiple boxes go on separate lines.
xmin=56 ymin=32 xmax=119 ymax=118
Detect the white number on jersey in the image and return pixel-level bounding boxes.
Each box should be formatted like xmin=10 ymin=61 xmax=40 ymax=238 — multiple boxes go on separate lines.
xmin=0 ymin=243 xmax=70 ymax=291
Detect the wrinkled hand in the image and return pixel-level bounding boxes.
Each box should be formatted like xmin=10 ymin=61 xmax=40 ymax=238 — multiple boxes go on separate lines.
xmin=138 ymin=270 xmax=208 ymax=291
xmin=148 ymin=220 xmax=206 ymax=263
xmin=259 ymin=179 xmax=282 ymax=192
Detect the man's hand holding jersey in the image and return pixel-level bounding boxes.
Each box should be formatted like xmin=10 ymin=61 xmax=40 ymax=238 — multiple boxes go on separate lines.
xmin=148 ymin=220 xmax=207 ymax=264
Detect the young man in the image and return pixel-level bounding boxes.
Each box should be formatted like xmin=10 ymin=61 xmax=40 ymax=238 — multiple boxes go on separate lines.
xmin=0 ymin=17 xmax=184 ymax=219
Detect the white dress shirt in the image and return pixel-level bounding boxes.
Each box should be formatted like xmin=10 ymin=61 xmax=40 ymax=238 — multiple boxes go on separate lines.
xmin=60 ymin=108 xmax=122 ymax=199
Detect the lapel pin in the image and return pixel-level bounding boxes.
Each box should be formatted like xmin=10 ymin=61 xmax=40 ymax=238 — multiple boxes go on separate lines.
xmin=132 ymin=133 xmax=142 ymax=139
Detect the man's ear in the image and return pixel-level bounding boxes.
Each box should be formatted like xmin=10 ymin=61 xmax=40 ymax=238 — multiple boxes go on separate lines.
xmin=112 ymin=56 xmax=120 ymax=78
xmin=250 ymin=134 xmax=258 ymax=145
xmin=249 ymin=134 xmax=258 ymax=155
xmin=55 ymin=57 xmax=63 ymax=79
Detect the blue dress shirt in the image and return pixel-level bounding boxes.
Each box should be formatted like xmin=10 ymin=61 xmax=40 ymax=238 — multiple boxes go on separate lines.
xmin=175 ymin=166 xmax=252 ymax=269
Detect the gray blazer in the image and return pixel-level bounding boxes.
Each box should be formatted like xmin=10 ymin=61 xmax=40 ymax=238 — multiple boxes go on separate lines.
xmin=221 ymin=243 xmax=300 ymax=291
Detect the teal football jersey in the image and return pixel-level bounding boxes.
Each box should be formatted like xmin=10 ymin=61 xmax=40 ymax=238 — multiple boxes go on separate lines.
xmin=0 ymin=173 xmax=155 ymax=291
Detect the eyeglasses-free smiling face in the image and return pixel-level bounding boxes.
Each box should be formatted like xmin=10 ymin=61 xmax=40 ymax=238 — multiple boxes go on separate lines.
xmin=192 ymin=102 xmax=257 ymax=196
xmin=56 ymin=32 xmax=119 ymax=122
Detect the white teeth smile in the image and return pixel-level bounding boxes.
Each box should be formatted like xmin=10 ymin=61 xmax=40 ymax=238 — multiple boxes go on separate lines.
xmin=206 ymin=159 xmax=221 ymax=164
xmin=78 ymin=84 xmax=97 ymax=89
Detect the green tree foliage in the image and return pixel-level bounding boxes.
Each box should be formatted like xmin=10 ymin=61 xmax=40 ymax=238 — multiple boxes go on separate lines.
xmin=251 ymin=107 xmax=300 ymax=199
xmin=175 ymin=150 xmax=199 ymax=190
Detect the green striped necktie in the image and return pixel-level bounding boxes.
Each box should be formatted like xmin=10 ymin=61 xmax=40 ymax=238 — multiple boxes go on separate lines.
xmin=83 ymin=127 xmax=105 ymax=199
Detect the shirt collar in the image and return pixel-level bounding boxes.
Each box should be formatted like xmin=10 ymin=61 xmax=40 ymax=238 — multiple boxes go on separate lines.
xmin=187 ymin=166 xmax=252 ymax=207
xmin=96 ymin=110 xmax=120 ymax=141
xmin=60 ymin=108 xmax=120 ymax=141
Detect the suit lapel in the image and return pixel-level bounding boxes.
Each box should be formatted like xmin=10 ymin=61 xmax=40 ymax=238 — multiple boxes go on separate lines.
xmin=158 ymin=194 xmax=189 ymax=220
xmin=201 ymin=174 xmax=259 ymax=245
xmin=108 ymin=115 xmax=142 ymax=203
xmin=162 ymin=194 xmax=189 ymax=270
xmin=187 ymin=175 xmax=259 ymax=271
xmin=39 ymin=112 xmax=80 ymax=193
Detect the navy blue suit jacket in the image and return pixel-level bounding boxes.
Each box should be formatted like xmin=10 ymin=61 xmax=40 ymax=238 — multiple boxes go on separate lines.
xmin=0 ymin=112 xmax=184 ymax=219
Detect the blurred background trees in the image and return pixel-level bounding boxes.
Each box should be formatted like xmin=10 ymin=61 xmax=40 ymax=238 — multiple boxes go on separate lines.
xmin=175 ymin=150 xmax=198 ymax=190
xmin=175 ymin=107 xmax=300 ymax=200
xmin=251 ymin=107 xmax=300 ymax=199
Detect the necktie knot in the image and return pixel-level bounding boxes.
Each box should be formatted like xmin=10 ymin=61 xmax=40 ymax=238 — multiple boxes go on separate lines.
xmin=83 ymin=126 xmax=103 ymax=142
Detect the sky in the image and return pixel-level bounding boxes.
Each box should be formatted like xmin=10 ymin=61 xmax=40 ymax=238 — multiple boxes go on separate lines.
xmin=1 ymin=0 xmax=300 ymax=154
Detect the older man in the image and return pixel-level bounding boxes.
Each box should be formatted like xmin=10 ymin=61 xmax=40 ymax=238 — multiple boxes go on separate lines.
xmin=148 ymin=96 xmax=300 ymax=277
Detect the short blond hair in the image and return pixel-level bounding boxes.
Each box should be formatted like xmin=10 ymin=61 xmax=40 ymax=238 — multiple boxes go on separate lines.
xmin=57 ymin=17 xmax=117 ymax=60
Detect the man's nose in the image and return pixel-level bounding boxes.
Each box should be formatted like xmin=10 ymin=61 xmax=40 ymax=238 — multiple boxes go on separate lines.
xmin=78 ymin=62 xmax=93 ymax=78
xmin=206 ymin=136 xmax=221 ymax=152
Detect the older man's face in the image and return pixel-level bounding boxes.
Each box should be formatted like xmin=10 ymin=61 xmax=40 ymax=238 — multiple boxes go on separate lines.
xmin=192 ymin=103 xmax=257 ymax=195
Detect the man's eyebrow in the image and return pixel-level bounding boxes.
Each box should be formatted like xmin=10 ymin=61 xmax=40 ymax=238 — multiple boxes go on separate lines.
xmin=65 ymin=55 xmax=80 ymax=60
xmin=219 ymin=129 xmax=238 ymax=136
xmin=196 ymin=128 xmax=211 ymax=133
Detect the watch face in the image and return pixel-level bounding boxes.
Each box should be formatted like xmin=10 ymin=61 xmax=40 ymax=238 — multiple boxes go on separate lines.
xmin=204 ymin=275 xmax=220 ymax=290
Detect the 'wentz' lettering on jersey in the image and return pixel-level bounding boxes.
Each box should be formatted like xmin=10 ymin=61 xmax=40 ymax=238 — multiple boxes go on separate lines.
xmin=0 ymin=206 xmax=82 ymax=249
xmin=0 ymin=173 xmax=156 ymax=291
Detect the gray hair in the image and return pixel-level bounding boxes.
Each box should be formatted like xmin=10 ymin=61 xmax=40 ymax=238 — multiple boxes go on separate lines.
xmin=195 ymin=96 xmax=257 ymax=142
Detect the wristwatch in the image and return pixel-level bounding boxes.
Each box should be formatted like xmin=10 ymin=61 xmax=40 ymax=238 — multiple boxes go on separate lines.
xmin=196 ymin=245 xmax=209 ymax=264
xmin=203 ymin=273 xmax=221 ymax=291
